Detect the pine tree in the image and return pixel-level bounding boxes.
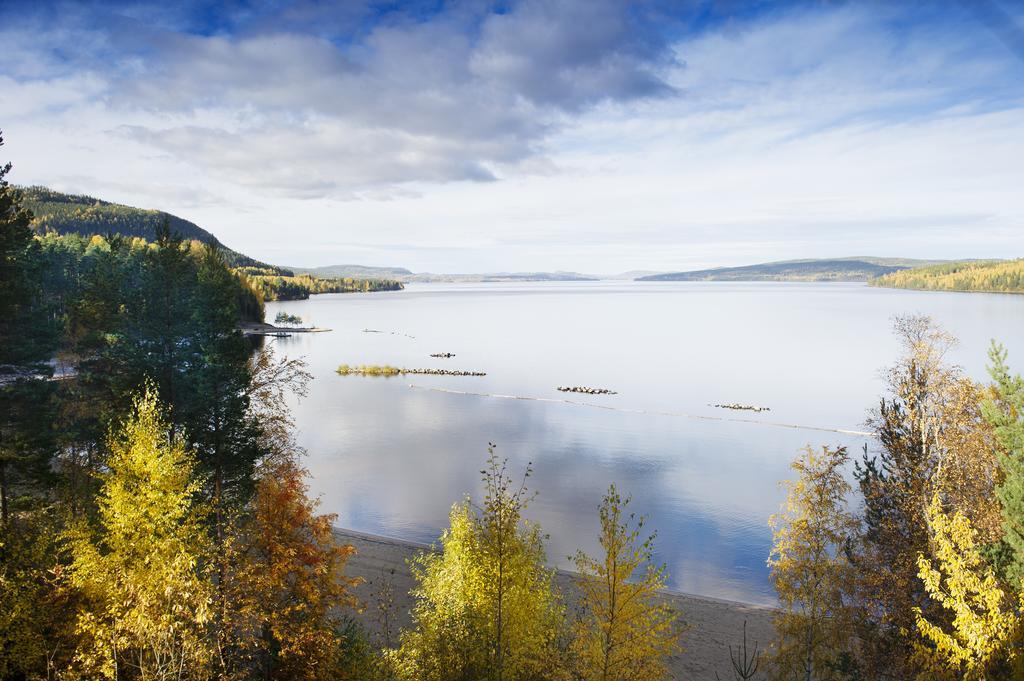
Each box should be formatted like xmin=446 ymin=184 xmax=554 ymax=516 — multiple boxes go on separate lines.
xmin=66 ymin=385 xmax=214 ymax=679
xmin=570 ymin=484 xmax=680 ymax=681
xmin=0 ymin=130 xmax=48 ymax=371
xmin=767 ymin=445 xmax=859 ymax=681
xmin=0 ymin=378 xmax=56 ymax=525
xmin=850 ymin=315 xmax=1000 ymax=677
xmin=192 ymin=243 xmax=261 ymax=547
xmin=0 ymin=131 xmax=57 ymax=525
xmin=982 ymin=343 xmax=1024 ymax=581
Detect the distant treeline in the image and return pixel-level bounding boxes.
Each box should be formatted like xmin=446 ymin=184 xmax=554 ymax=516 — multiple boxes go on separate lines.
xmin=871 ymin=258 xmax=1024 ymax=293
xmin=239 ymin=267 xmax=404 ymax=301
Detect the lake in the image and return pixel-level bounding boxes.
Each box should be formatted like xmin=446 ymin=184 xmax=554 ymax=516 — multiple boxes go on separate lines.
xmin=265 ymin=281 xmax=1024 ymax=605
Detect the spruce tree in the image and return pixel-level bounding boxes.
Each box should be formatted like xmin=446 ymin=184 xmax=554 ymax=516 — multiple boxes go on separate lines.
xmin=0 ymin=130 xmax=41 ymax=370
xmin=0 ymin=132 xmax=57 ymax=524
xmin=982 ymin=343 xmax=1024 ymax=581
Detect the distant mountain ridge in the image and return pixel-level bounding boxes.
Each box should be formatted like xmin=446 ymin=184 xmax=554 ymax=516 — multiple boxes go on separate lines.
xmin=402 ymin=271 xmax=598 ymax=283
xmin=637 ymin=257 xmax=949 ymax=282
xmin=288 ymin=264 xmax=414 ymax=279
xmin=16 ymin=190 xmax=967 ymax=286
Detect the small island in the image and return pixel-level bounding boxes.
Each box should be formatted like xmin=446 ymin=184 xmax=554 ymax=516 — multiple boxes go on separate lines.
xmin=240 ymin=321 xmax=330 ymax=336
xmin=336 ymin=364 xmax=486 ymax=377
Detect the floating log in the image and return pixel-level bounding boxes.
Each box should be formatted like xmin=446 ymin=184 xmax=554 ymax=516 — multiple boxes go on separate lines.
xmin=362 ymin=329 xmax=416 ymax=339
xmin=406 ymin=368 xmax=484 ymax=377
xmin=557 ymin=386 xmax=618 ymax=395
xmin=711 ymin=403 xmax=771 ymax=413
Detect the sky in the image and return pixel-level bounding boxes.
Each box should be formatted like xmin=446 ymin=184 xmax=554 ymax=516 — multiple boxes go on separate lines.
xmin=1 ymin=0 xmax=1023 ymax=273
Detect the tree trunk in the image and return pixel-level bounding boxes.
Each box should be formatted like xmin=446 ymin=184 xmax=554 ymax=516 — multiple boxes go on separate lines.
xmin=1 ymin=455 xmax=8 ymax=527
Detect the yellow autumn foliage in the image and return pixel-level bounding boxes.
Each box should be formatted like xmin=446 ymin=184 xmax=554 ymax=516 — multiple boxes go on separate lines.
xmin=913 ymin=494 xmax=1020 ymax=680
xmin=767 ymin=445 xmax=858 ymax=681
xmin=395 ymin=450 xmax=565 ymax=680
xmin=65 ymin=386 xmax=214 ymax=680
xmin=571 ymin=484 xmax=680 ymax=681
xmin=871 ymin=259 xmax=1024 ymax=293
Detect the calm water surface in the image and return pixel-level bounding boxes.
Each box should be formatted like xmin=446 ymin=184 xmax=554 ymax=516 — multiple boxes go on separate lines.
xmin=266 ymin=281 xmax=1024 ymax=605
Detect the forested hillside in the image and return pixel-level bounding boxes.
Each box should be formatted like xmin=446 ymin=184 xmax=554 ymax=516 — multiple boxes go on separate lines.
xmin=21 ymin=186 xmax=404 ymax=301
xmin=871 ymin=259 xmax=1023 ymax=293
xmin=21 ymin=186 xmax=285 ymax=272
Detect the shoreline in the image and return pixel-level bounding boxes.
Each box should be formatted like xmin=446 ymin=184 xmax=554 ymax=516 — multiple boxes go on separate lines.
xmin=334 ymin=526 xmax=777 ymax=677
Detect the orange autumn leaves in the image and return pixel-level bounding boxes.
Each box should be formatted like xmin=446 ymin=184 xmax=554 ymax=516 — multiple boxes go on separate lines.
xmin=64 ymin=385 xmax=362 ymax=680
xmin=224 ymin=455 xmax=362 ymax=677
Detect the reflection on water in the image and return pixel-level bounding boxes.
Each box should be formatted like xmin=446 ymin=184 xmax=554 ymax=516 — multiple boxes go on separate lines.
xmin=266 ymin=281 xmax=1024 ymax=605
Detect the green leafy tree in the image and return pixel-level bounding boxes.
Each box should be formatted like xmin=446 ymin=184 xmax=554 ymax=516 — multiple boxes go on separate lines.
xmin=192 ymin=244 xmax=262 ymax=516
xmin=130 ymin=221 xmax=201 ymax=416
xmin=274 ymin=311 xmax=303 ymax=327
xmin=767 ymin=445 xmax=859 ymax=681
xmin=570 ymin=484 xmax=680 ymax=680
xmin=396 ymin=447 xmax=565 ymax=680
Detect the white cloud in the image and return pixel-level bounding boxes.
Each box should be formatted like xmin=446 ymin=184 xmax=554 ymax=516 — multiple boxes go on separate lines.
xmin=1 ymin=1 xmax=1022 ymax=271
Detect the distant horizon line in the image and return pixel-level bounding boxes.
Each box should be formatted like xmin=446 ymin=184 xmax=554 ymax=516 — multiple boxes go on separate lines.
xmin=283 ymin=255 xmax=1012 ymax=279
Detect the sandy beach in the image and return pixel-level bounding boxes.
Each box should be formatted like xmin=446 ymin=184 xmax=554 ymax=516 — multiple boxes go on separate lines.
xmin=335 ymin=528 xmax=777 ymax=679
